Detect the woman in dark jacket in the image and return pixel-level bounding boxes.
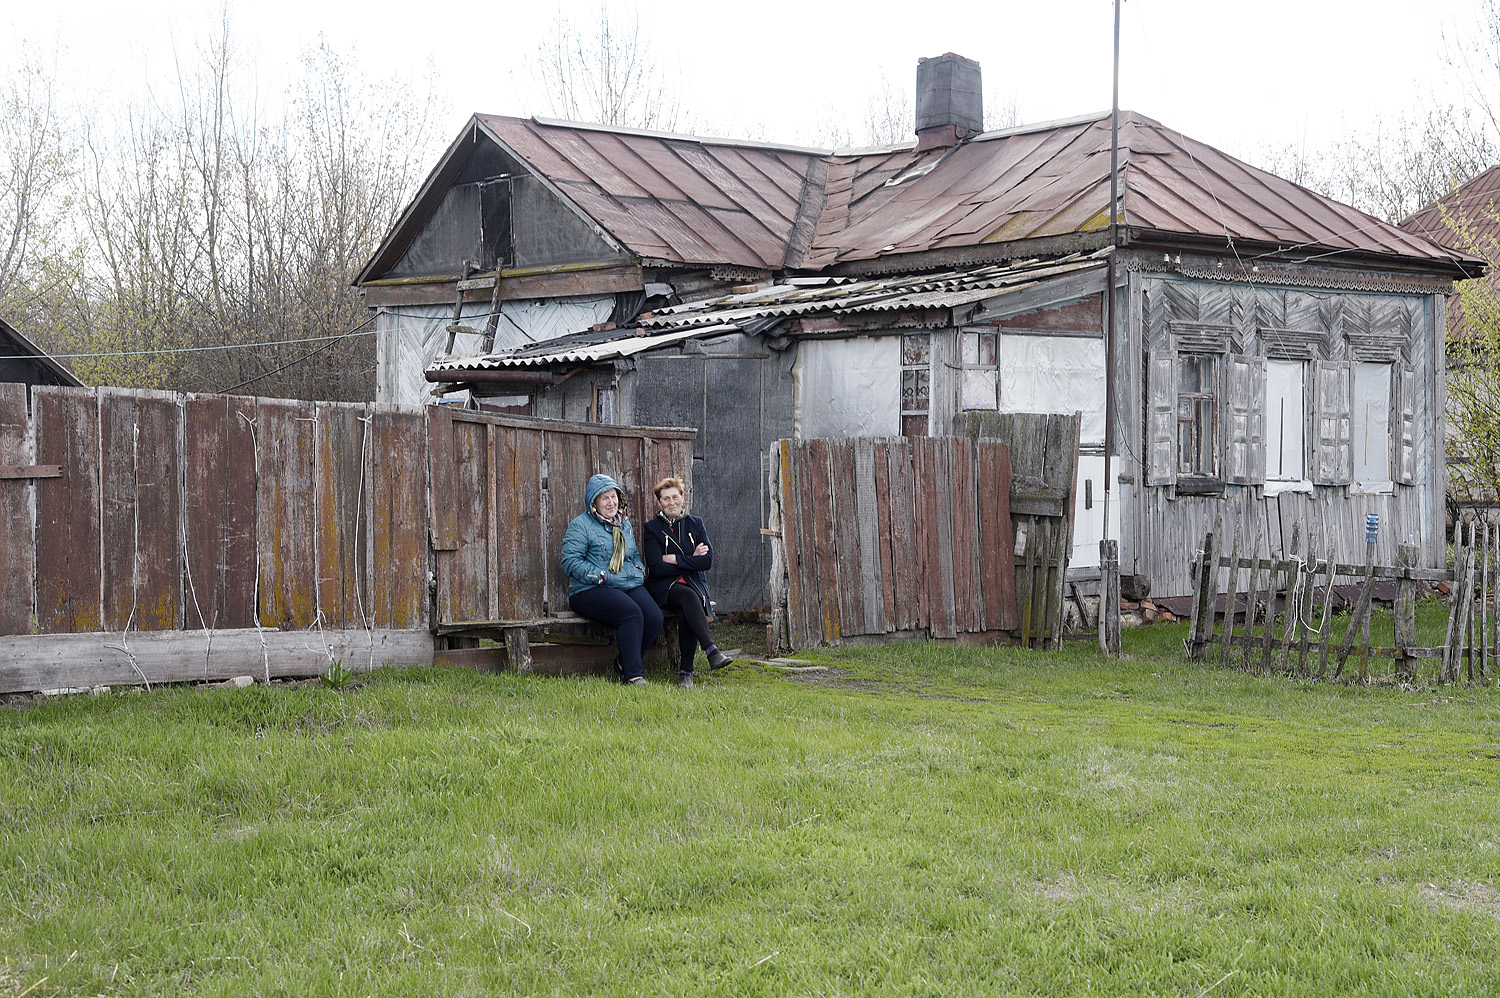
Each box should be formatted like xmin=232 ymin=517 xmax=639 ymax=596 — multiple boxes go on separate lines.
xmin=643 ymin=476 xmax=733 ymax=688
xmin=560 ymin=473 xmax=662 ymax=685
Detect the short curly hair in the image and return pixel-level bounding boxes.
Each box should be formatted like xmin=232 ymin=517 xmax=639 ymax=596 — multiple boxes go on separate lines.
xmin=652 ymin=476 xmax=687 ymax=499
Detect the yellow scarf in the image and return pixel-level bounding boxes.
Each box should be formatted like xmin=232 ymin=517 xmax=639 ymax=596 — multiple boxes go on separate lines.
xmin=608 ymin=524 xmax=625 ymax=573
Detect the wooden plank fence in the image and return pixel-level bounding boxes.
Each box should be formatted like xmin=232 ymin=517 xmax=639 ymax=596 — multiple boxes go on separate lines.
xmin=1187 ymin=520 xmax=1495 ymax=684
xmin=768 ymin=435 xmax=1045 ymax=650
xmin=0 ymin=384 xmax=695 ymax=693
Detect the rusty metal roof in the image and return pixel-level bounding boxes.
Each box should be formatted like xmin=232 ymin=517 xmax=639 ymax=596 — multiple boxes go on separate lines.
xmin=468 ymin=111 xmax=1475 ymax=277
xmin=805 ymin=111 xmax=1479 ymax=272
xmin=477 ymin=115 xmax=820 ymax=271
xmin=430 ymin=256 xmax=1106 ymax=372
xmin=373 ymin=110 xmax=1478 ymax=291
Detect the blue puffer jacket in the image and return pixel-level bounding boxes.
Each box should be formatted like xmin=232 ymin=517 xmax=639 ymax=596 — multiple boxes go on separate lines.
xmin=560 ymin=474 xmax=647 ymax=596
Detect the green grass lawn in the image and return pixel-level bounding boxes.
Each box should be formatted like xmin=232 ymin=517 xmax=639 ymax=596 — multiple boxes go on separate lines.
xmin=3 ymin=618 xmax=1499 ymax=997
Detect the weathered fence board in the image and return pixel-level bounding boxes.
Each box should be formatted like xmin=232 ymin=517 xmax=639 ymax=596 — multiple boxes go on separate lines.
xmin=183 ymin=394 xmax=259 ymax=631
xmin=4 ymin=385 xmax=697 ymax=694
xmin=34 ymin=387 xmax=102 ymax=633
xmin=769 ymin=435 xmax=1027 ymax=647
xmin=0 ymin=383 xmax=32 ymax=635
xmin=314 ymin=402 xmax=367 ymax=630
xmin=101 ymin=390 xmax=182 ymax=632
xmin=255 ymin=399 xmax=320 ymax=630
xmin=0 ymin=629 xmax=434 ymax=691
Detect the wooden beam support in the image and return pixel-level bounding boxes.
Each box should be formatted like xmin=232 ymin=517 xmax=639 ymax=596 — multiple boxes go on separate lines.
xmin=0 ymin=464 xmax=61 ymax=479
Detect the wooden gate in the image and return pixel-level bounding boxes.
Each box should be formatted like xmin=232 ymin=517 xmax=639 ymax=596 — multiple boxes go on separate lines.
xmin=768 ymin=435 xmax=1030 ymax=650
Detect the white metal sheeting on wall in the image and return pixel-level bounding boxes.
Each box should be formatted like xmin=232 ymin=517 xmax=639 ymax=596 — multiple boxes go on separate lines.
xmin=793 ymin=337 xmax=901 ymax=439
xmin=375 ymin=295 xmax=616 ymax=406
xmin=996 ymin=334 xmax=1107 ymax=446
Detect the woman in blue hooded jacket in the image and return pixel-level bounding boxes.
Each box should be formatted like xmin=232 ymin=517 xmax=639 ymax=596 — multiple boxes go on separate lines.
xmin=560 ymin=474 xmax=662 ymax=684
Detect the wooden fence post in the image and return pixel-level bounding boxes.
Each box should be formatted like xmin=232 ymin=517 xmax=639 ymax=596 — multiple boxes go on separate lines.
xmin=1276 ymin=525 xmax=1301 ymax=674
xmin=1395 ymin=542 xmax=1417 ymax=682
xmin=1188 ymin=531 xmax=1217 ymax=659
xmin=1098 ymin=539 xmax=1120 ymax=656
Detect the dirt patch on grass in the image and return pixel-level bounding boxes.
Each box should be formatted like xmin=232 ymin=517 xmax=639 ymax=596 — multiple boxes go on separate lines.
xmin=1420 ymin=881 xmax=1500 ymax=921
xmin=773 ymin=665 xmax=887 ymax=695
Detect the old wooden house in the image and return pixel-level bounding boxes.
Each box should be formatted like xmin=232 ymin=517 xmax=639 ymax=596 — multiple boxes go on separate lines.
xmin=359 ymin=54 xmax=1478 ymax=607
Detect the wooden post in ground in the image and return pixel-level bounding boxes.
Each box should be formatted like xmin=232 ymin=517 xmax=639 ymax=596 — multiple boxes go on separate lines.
xmin=1098 ymin=539 xmax=1120 ymax=656
xmin=1335 ymin=535 xmax=1378 ymax=680
xmin=1276 ymin=525 xmax=1301 ymax=674
xmin=1188 ymin=532 xmax=1217 ymax=659
xmin=1222 ymin=526 xmax=1242 ymax=672
xmin=1442 ymin=538 xmax=1469 ymax=684
xmin=1395 ymin=542 xmax=1417 ymax=682
xmin=1476 ymin=522 xmax=1488 ymax=678
xmin=1242 ymin=516 xmax=1265 ymax=672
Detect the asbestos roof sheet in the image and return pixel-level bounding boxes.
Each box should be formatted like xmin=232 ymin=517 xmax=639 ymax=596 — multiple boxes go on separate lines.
xmin=430 ymin=325 xmax=743 ymax=371
xmin=431 ymin=257 xmax=1105 ymax=373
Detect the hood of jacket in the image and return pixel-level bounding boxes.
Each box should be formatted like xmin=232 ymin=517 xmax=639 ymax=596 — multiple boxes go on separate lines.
xmin=584 ymin=473 xmax=624 ymax=514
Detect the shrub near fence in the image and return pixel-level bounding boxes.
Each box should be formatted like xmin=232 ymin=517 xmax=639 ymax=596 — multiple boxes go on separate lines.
xmin=1187 ymin=521 xmax=1495 ymax=685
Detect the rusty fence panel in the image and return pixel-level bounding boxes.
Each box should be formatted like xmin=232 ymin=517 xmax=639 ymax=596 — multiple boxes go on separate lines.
xmin=425 ymin=406 xmax=697 ymax=626
xmin=34 ymin=386 xmax=103 ymax=634
xmin=769 ymin=436 xmax=1027 ymax=650
xmin=0 ymin=383 xmax=33 ymax=635
xmin=4 ymin=386 xmax=696 ymax=691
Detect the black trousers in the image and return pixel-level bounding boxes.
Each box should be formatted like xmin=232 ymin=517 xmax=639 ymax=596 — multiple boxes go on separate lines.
xmin=664 ymin=583 xmax=713 ymax=672
xmin=568 ymin=585 xmax=663 ymax=680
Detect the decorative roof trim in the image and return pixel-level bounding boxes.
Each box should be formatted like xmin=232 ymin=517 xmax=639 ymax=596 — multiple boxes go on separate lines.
xmin=1124 ymin=255 xmax=1456 ymax=295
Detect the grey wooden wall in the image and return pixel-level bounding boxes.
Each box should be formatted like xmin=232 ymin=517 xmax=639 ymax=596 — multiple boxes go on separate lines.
xmin=1118 ymin=263 xmax=1445 ymax=597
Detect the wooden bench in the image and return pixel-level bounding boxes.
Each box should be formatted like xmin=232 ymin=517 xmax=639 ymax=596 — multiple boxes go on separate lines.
xmin=434 ymin=612 xmax=681 ymax=675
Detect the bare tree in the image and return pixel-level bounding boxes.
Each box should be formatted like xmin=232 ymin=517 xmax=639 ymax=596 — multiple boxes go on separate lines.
xmin=533 ymin=3 xmax=683 ymax=131
xmin=0 ymin=54 xmax=73 ymax=313
xmin=46 ymin=22 xmax=436 ymax=399
xmin=862 ymin=74 xmax=912 ymax=147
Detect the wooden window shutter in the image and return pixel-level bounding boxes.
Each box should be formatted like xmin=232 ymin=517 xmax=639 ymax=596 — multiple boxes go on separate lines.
xmin=1311 ymin=359 xmax=1353 ymax=485
xmin=1147 ymin=350 xmax=1178 ymax=487
xmin=1394 ymin=367 xmax=1417 ymax=485
xmin=1224 ymin=355 xmax=1266 ymax=485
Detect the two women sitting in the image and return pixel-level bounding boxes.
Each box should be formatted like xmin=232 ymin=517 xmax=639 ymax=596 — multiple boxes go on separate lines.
xmin=559 ymin=473 xmax=732 ymax=687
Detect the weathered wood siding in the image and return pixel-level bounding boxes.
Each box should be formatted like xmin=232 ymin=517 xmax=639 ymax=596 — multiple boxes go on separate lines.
xmin=1121 ymin=264 xmax=1446 ymax=597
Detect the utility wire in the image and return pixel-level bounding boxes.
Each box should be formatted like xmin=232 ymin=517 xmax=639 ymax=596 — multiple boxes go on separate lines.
xmin=214 ymin=312 xmax=379 ymax=394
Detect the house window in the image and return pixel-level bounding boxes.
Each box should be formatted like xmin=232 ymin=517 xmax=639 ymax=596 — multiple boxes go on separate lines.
xmin=1176 ymin=353 xmax=1218 ymax=477
xmin=1353 ymin=361 xmax=1392 ymax=489
xmin=592 ymin=385 xmax=617 ymax=424
xmin=900 ymin=333 xmax=930 ymax=437
xmin=1266 ymin=359 xmax=1307 ymax=482
xmin=959 ymin=330 xmax=999 ymax=410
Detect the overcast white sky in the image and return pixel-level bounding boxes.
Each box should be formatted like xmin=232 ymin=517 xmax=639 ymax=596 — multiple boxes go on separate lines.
xmin=4 ymin=0 xmax=1487 ymax=164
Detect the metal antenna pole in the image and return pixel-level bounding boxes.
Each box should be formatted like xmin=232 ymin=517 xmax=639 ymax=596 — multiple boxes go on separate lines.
xmin=1103 ymin=0 xmax=1121 ymax=542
